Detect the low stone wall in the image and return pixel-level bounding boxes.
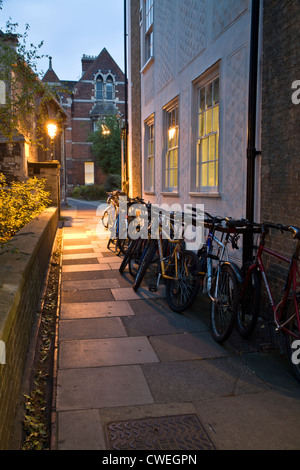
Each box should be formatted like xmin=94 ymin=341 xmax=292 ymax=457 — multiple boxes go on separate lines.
xmin=0 ymin=207 xmax=58 ymax=449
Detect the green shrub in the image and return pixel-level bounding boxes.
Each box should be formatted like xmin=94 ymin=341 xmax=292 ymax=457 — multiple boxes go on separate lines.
xmin=104 ymin=174 xmax=122 ymax=192
xmin=70 ymin=184 xmax=106 ymax=201
xmin=0 ymin=173 xmax=50 ymax=245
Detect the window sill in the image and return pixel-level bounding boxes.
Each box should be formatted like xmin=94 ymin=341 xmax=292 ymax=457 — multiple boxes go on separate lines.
xmin=141 ymin=56 xmax=154 ymax=74
xmin=189 ymin=191 xmax=221 ymax=198
xmin=161 ymin=191 xmax=179 ymax=197
xmin=144 ymin=190 xmax=155 ymax=195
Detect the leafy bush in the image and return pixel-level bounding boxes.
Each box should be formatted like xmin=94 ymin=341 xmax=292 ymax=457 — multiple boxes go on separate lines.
xmin=70 ymin=184 xmax=107 ymax=201
xmin=88 ymin=115 xmax=121 ymax=175
xmin=0 ymin=173 xmax=50 ymax=245
xmin=104 ymin=174 xmax=122 ymax=192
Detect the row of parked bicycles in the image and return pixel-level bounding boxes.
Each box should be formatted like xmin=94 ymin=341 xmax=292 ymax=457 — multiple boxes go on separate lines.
xmin=102 ymin=190 xmax=300 ymax=383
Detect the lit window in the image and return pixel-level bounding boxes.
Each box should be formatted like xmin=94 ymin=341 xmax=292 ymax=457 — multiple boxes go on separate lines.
xmin=195 ymin=76 xmax=219 ymax=191
xmin=164 ymin=100 xmax=179 ymax=192
xmin=85 ymin=161 xmax=94 ymax=185
xmin=145 ymin=116 xmax=155 ymax=191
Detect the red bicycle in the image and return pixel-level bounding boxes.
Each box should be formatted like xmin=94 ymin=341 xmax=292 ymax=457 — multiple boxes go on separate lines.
xmin=237 ymin=222 xmax=300 ymax=382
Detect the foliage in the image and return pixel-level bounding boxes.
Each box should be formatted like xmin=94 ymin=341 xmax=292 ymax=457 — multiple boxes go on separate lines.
xmin=104 ymin=173 xmax=122 ymax=191
xmin=88 ymin=115 xmax=121 ymax=175
xmin=70 ymin=184 xmax=107 ymax=201
xmin=0 ymin=173 xmax=50 ymax=245
xmin=0 ymin=10 xmax=67 ymax=143
xmin=22 ymin=234 xmax=62 ymax=450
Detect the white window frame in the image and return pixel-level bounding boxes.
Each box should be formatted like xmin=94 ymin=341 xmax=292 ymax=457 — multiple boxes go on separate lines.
xmin=140 ymin=0 xmax=154 ymax=69
xmin=144 ymin=0 xmax=153 ymax=62
xmin=144 ymin=114 xmax=155 ymax=192
xmin=192 ymin=66 xmax=220 ymax=194
xmin=163 ymin=98 xmax=179 ymax=193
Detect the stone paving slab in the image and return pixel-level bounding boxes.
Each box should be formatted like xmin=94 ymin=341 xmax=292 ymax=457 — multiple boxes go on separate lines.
xmin=148 ymin=332 xmax=228 ymax=362
xmin=97 ymin=256 xmax=122 ymax=264
xmin=62 ymin=278 xmax=120 ymax=291
xmin=63 ymin=258 xmax=100 ymax=265
xmin=59 ymin=337 xmax=160 ymax=369
xmin=62 ymin=253 xmax=103 ymax=260
xmin=62 ymin=264 xmax=111 ymax=273
xmin=111 ymin=286 xmax=166 ymax=301
xmin=59 ymin=317 xmax=127 ymax=340
xmin=141 ymin=358 xmax=270 ymax=404
xmin=60 ymin=300 xmax=135 ymax=319
xmin=56 ymin=365 xmax=154 ymax=411
xmin=194 ymin=391 xmax=300 ymax=450
xmin=63 ymin=233 xmax=88 ymax=239
xmin=62 ymin=289 xmax=115 ymax=303
xmin=57 ymin=410 xmax=103 ymax=450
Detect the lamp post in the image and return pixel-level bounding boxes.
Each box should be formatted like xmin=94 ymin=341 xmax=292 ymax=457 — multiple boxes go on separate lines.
xmin=47 ymin=122 xmax=57 ymax=160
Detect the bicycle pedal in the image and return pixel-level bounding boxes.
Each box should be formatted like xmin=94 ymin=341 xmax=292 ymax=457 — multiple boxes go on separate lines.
xmin=149 ymin=285 xmax=158 ymax=292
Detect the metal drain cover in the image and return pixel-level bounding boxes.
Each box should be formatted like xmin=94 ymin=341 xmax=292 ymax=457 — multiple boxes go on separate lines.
xmin=105 ymin=414 xmax=215 ymax=450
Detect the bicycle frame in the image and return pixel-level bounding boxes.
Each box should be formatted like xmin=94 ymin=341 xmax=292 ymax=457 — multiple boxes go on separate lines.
xmin=204 ymin=226 xmax=240 ymax=303
xmin=242 ymin=236 xmax=300 ymax=339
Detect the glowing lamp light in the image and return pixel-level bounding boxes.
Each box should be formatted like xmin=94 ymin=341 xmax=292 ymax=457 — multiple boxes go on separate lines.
xmin=102 ymin=125 xmax=110 ymax=135
xmin=47 ymin=122 xmax=57 ymax=140
xmin=168 ymin=127 xmax=176 ymax=140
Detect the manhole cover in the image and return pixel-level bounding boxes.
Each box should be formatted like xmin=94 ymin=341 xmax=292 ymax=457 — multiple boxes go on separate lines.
xmin=105 ymin=414 xmax=215 ymax=450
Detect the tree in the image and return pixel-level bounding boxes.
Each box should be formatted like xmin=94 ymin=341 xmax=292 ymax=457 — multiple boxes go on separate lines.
xmin=89 ymin=115 xmax=121 ymax=175
xmin=0 ymin=6 xmax=66 ymax=144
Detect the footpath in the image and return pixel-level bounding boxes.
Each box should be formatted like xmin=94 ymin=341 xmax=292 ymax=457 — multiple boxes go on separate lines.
xmin=51 ymin=199 xmax=300 ymax=451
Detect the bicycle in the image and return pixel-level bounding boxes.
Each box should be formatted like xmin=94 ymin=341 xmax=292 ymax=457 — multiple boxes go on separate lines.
xmin=237 ymin=221 xmax=300 ymax=382
xmin=107 ymin=192 xmax=145 ymax=255
xmin=196 ymin=212 xmax=248 ymax=342
xmin=132 ymin=206 xmax=202 ymax=313
xmin=102 ymin=189 xmax=124 ymax=230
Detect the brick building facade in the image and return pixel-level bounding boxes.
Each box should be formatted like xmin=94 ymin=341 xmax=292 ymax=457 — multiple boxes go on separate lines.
xmin=260 ymin=0 xmax=300 ymax=300
xmin=43 ymin=48 xmax=125 ymax=188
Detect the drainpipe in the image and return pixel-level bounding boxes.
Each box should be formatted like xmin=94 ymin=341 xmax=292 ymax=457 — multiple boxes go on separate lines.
xmin=243 ymin=0 xmax=261 ymax=263
xmin=123 ymin=0 xmax=129 ymax=195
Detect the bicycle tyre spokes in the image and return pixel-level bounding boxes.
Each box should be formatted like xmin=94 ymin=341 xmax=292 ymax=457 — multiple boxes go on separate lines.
xmin=236 ymin=263 xmax=261 ymax=338
xmin=210 ymin=264 xmax=239 ymax=342
xmin=166 ymin=250 xmax=201 ymax=313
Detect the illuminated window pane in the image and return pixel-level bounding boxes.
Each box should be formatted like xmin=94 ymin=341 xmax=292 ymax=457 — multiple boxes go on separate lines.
xmin=165 ymin=103 xmax=179 ymax=191
xmin=85 ymin=162 xmax=94 ymax=185
xmin=202 ymin=162 xmax=208 ymax=187
xmin=213 ymin=105 xmax=219 ymax=133
xmin=195 ymin=75 xmax=219 ymax=191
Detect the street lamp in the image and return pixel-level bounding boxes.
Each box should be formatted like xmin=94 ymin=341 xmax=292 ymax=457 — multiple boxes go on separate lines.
xmin=47 ymin=121 xmax=57 ymax=160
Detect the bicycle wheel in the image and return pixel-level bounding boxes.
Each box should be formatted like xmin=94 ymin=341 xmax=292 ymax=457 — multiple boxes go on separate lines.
xmin=129 ymin=238 xmax=147 ymax=278
xmin=236 ymin=263 xmax=261 ymax=338
xmin=166 ymin=250 xmax=201 ymax=313
xmin=210 ymin=263 xmax=239 ymax=342
xmin=119 ymin=238 xmax=140 ymax=274
xmin=133 ymin=239 xmax=158 ymax=291
xmin=283 ymin=298 xmax=300 ymax=383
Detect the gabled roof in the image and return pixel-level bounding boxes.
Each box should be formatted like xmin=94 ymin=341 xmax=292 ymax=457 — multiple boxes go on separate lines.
xmin=42 ymin=57 xmax=60 ymax=84
xmin=80 ymin=48 xmax=124 ymax=82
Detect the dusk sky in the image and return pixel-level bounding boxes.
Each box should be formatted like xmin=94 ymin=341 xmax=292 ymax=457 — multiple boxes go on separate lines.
xmin=0 ymin=0 xmax=125 ymax=81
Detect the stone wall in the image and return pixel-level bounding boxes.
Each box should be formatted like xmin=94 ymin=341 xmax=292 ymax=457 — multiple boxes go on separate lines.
xmin=0 ymin=207 xmax=58 ymax=449
xmin=28 ymin=161 xmax=61 ymax=208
